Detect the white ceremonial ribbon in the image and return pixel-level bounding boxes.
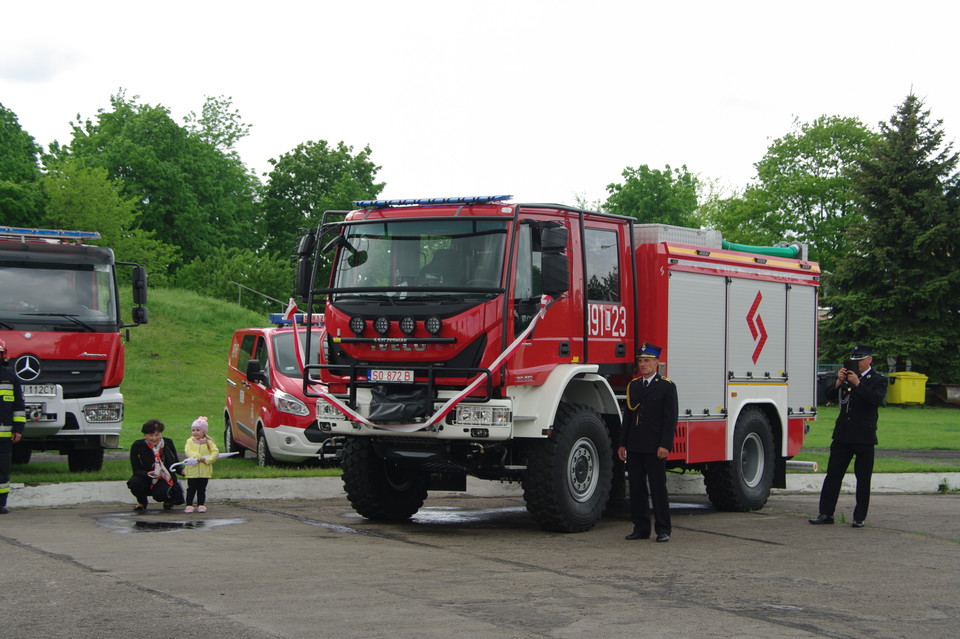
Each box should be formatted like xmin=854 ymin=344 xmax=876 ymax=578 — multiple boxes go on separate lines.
xmin=287 ymin=295 xmax=556 ymax=433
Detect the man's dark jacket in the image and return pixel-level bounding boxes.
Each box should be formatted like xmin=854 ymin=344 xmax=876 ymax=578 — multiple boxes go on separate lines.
xmin=618 ymin=374 xmax=678 ymax=453
xmin=825 ymin=367 xmax=887 ymax=445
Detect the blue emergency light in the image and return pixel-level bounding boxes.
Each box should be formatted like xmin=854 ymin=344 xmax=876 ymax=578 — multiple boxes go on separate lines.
xmin=0 ymin=226 xmax=101 ymax=240
xmin=269 ymin=313 xmax=324 ymax=326
xmin=352 ymin=195 xmax=513 ymax=208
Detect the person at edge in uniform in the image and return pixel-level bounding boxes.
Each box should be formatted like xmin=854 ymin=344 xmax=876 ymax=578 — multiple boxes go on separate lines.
xmin=618 ymin=343 xmax=678 ymax=542
xmin=810 ymin=345 xmax=888 ymax=528
xmin=0 ymin=338 xmax=27 ymax=514
xmin=127 ymin=419 xmax=185 ymax=512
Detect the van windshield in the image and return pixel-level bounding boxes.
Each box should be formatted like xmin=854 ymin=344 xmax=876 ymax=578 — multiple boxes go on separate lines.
xmin=272 ymin=331 xmax=323 ymax=379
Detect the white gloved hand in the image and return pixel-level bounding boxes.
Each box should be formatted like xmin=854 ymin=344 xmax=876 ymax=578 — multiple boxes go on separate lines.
xmin=182 ymin=457 xmax=199 ymax=466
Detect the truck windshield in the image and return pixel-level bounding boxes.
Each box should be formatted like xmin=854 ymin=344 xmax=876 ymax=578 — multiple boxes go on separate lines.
xmin=0 ymin=263 xmax=118 ymax=332
xmin=330 ymin=220 xmax=507 ymax=301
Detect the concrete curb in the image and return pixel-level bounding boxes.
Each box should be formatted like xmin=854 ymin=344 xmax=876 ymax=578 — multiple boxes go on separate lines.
xmin=10 ymin=472 xmax=960 ymax=509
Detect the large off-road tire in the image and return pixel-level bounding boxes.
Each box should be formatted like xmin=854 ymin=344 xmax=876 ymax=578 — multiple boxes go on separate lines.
xmin=523 ymin=403 xmax=612 ymax=533
xmin=703 ymin=406 xmax=776 ymax=511
xmin=257 ymin=429 xmax=277 ymax=467
xmin=67 ymin=447 xmax=104 ymax=473
xmin=223 ymin=412 xmax=246 ymax=458
xmin=11 ymin=443 xmax=32 ymax=465
xmin=340 ymin=437 xmax=428 ymax=521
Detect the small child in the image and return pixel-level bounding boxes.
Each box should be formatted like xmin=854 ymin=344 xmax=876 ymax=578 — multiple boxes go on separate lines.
xmin=183 ymin=416 xmax=219 ymax=513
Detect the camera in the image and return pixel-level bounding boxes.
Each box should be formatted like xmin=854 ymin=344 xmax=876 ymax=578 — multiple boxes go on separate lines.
xmin=843 ymin=358 xmax=858 ymax=374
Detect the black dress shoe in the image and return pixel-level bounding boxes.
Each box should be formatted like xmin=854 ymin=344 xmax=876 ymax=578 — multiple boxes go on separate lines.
xmin=851 ymin=520 xmax=865 ymax=528
xmin=655 ymin=533 xmax=670 ymax=543
xmin=625 ymin=530 xmax=650 ymax=540
xmin=0 ymin=506 xmax=9 ymax=514
xmin=808 ymin=514 xmax=834 ymax=525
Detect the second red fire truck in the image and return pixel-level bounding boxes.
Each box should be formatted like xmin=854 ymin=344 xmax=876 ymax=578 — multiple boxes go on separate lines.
xmin=294 ymin=196 xmax=820 ymax=532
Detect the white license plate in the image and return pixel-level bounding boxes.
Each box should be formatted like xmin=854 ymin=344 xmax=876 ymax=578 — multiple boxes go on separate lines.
xmin=369 ymin=369 xmax=414 ymax=383
xmin=24 ymin=384 xmax=57 ymax=397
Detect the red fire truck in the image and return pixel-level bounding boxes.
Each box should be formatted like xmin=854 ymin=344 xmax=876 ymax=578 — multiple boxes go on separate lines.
xmin=294 ymin=196 xmax=819 ymax=532
xmin=0 ymin=226 xmax=148 ymax=471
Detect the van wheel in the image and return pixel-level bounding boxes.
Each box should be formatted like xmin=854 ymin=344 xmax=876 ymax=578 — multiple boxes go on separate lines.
xmin=523 ymin=403 xmax=612 ymax=532
xmin=257 ymin=430 xmax=276 ymax=467
xmin=224 ymin=413 xmax=246 ymax=458
xmin=703 ymin=406 xmax=775 ymax=511
xmin=341 ymin=437 xmax=428 ymax=521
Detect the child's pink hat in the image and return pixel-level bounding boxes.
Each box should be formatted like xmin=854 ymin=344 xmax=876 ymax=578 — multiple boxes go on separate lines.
xmin=191 ymin=416 xmax=209 ymax=434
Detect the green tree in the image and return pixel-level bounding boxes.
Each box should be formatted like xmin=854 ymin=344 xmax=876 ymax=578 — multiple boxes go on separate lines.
xmin=261 ymin=140 xmax=384 ymax=258
xmin=0 ymin=102 xmax=45 ymax=225
xmin=752 ymin=116 xmax=877 ymax=272
xmin=603 ymin=164 xmax=699 ymax=226
xmin=821 ymin=94 xmax=960 ymax=381
xmin=183 ymin=95 xmax=252 ymax=157
xmin=173 ymin=247 xmax=293 ymax=313
xmin=698 ymin=186 xmax=783 ymax=247
xmin=41 ymin=160 xmax=180 ymax=285
xmin=56 ymin=92 xmax=261 ymax=266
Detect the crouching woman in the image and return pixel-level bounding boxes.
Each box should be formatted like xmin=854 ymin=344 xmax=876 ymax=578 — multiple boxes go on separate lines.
xmin=127 ymin=419 xmax=185 ymax=512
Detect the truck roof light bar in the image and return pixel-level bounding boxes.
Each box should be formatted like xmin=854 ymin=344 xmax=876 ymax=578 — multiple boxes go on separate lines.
xmin=353 ymin=195 xmax=513 ymax=208
xmin=0 ymin=226 xmax=101 ymax=241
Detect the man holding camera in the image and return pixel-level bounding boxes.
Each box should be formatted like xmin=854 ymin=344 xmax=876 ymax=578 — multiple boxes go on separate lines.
xmin=809 ymin=345 xmax=888 ymax=528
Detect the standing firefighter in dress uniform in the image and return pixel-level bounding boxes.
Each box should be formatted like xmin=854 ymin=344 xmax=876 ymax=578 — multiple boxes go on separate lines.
xmin=618 ymin=343 xmax=678 ymax=542
xmin=0 ymin=338 xmax=26 ymax=514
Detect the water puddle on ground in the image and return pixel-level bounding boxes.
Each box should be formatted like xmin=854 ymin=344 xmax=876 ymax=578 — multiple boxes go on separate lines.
xmin=95 ymin=512 xmax=247 ymax=534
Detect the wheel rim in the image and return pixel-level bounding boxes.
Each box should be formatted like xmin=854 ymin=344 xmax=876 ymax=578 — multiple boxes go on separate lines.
xmin=257 ymin=435 xmax=266 ymax=465
xmin=740 ymin=432 xmax=765 ymax=488
xmin=567 ymin=437 xmax=599 ymax=502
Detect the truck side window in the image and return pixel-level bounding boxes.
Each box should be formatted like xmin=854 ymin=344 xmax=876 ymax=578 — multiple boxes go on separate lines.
xmin=514 ymin=224 xmax=542 ymax=335
xmin=585 ymin=228 xmax=619 ymax=302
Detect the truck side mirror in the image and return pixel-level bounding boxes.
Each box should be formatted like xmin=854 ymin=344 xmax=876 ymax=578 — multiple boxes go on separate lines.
xmin=132 ymin=265 xmax=148 ymax=305
xmin=295 ymin=257 xmax=313 ymax=302
xmin=246 ymin=359 xmax=267 ymax=385
xmin=132 ymin=306 xmax=149 ymax=325
xmin=540 ymin=226 xmax=569 ymax=297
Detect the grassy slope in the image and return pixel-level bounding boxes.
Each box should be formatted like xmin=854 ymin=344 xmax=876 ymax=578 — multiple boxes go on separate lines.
xmin=14 ymin=288 xmax=960 ymax=482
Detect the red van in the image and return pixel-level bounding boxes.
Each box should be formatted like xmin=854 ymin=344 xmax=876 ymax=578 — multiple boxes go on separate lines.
xmin=224 ymin=314 xmax=339 ymax=466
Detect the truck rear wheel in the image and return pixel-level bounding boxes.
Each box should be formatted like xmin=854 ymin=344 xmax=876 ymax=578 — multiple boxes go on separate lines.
xmin=341 ymin=437 xmax=428 ymax=521
xmin=67 ymin=447 xmax=104 ymax=473
xmin=523 ymin=403 xmax=612 ymax=533
xmin=703 ymin=406 xmax=775 ymax=511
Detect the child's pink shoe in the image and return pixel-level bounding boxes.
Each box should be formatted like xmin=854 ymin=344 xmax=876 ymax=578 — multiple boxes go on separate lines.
xmin=197 ymin=505 xmax=207 ymax=513
xmin=184 ymin=505 xmax=194 ymax=513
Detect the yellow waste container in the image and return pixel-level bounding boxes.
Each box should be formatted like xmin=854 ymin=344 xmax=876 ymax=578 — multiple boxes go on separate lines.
xmin=887 ymin=372 xmax=928 ymax=404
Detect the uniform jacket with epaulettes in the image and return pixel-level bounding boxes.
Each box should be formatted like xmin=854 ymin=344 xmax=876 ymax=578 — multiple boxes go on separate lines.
xmin=618 ymin=373 xmax=678 ymax=453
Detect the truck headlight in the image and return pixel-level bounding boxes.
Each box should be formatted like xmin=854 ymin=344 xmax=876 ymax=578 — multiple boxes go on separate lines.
xmin=275 ymin=391 xmax=310 ymax=416
xmin=83 ymin=402 xmax=123 ymax=423
xmin=315 ymin=401 xmax=341 ymax=419
xmin=455 ymin=405 xmax=510 ymax=426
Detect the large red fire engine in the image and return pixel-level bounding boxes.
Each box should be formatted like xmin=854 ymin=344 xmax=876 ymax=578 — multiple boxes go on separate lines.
xmin=294 ymin=196 xmax=819 ymax=532
xmin=0 ymin=226 xmax=148 ymax=471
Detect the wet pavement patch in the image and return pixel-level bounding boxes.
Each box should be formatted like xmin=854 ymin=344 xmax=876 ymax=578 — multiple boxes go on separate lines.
xmin=95 ymin=512 xmax=247 ymax=534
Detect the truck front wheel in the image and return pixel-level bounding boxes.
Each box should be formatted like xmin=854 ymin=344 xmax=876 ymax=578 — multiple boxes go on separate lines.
xmin=703 ymin=406 xmax=775 ymax=511
xmin=523 ymin=403 xmax=612 ymax=533
xmin=67 ymin=447 xmax=104 ymax=473
xmin=341 ymin=437 xmax=428 ymax=521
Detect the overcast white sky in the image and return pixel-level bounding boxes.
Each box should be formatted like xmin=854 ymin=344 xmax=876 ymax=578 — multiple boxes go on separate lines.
xmin=2 ymin=1 xmax=957 ymax=207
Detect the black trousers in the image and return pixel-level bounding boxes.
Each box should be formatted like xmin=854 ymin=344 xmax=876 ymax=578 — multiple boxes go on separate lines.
xmin=818 ymin=440 xmax=875 ymax=522
xmin=186 ymin=478 xmax=210 ymax=505
xmin=0 ymin=438 xmax=11 ymax=508
xmin=127 ymin=475 xmax=185 ymax=506
xmin=626 ymin=452 xmax=671 ymax=536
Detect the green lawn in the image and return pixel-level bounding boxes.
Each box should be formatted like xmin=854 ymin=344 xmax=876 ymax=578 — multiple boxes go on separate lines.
xmin=13 ymin=288 xmax=960 ymax=483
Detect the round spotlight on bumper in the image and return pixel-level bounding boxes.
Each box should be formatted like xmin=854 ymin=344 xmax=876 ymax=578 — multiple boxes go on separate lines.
xmin=399 ymin=315 xmax=416 ymax=336
xmin=373 ymin=316 xmax=390 ymax=336
xmin=349 ymin=316 xmax=366 ymax=336
xmin=424 ymin=315 xmax=443 ymax=336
